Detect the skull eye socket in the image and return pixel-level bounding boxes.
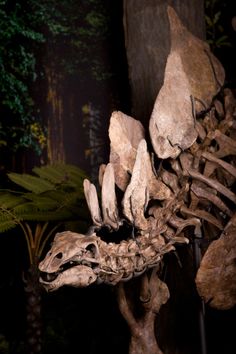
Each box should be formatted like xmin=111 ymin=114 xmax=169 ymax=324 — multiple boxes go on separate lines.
xmin=85 ymin=243 xmax=97 ymax=257
xmin=55 ymin=252 xmax=63 ymax=259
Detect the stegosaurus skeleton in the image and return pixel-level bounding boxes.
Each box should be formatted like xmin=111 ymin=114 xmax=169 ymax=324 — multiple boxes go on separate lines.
xmin=39 ymin=88 xmax=236 ymax=292
xmin=39 ymin=9 xmax=236 ymax=307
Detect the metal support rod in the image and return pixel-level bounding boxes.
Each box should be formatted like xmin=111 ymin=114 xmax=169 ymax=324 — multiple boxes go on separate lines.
xmin=193 ymin=226 xmax=208 ymax=354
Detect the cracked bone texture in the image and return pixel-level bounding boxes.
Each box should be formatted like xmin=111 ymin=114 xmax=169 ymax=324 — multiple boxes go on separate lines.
xmin=122 ymin=139 xmax=150 ymax=230
xmin=168 ymin=6 xmax=225 ymax=110
xmin=109 ymin=111 xmax=170 ymax=200
xmin=196 ymin=214 xmax=236 ymax=310
xmin=101 ymin=163 xmax=120 ymax=230
xmin=109 ymin=111 xmax=145 ymax=191
xmin=149 ymin=7 xmax=225 ymax=159
xmin=39 ymin=229 xmax=178 ymax=290
xmin=39 ymin=88 xmax=236 ymax=309
xmin=39 ymin=9 xmax=236 ymax=311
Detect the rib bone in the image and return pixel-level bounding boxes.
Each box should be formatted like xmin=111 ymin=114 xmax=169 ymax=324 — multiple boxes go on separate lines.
xmin=202 ymin=151 xmax=236 ymax=178
xmin=188 ymin=169 xmax=236 ymax=204
xmin=191 ymin=181 xmax=233 ymax=217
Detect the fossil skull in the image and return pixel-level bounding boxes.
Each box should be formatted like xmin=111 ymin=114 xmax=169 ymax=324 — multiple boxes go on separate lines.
xmin=39 ymin=231 xmax=100 ymax=291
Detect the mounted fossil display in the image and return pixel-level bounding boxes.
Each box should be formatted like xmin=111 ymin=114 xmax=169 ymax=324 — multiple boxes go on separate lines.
xmin=39 ymin=6 xmax=236 ymax=354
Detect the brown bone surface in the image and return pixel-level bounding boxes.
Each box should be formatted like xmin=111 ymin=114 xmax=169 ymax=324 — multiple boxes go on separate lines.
xmin=149 ymin=6 xmax=225 ymax=159
xmin=196 ymin=214 xmax=236 ymax=310
xmin=39 ymin=7 xmax=236 ymax=354
xmin=40 ymin=9 xmax=236 ymax=306
xmin=40 ymin=85 xmax=236 ymax=307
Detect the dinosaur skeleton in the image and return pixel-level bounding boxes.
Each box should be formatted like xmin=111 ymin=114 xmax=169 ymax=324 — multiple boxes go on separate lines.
xmin=39 ymin=92 xmax=236 ymax=303
xmin=39 ymin=7 xmax=236 ymax=311
xmin=39 ymin=146 xmax=189 ymax=291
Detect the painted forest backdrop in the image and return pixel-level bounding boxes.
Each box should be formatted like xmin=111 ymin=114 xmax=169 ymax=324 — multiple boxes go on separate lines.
xmin=0 ymin=0 xmax=235 ymax=354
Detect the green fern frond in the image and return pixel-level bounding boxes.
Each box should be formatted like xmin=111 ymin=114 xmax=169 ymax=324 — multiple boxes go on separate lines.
xmin=55 ymin=192 xmax=83 ymax=211
xmin=1 ymin=164 xmax=88 ymax=225
xmin=13 ymin=202 xmax=38 ymax=216
xmin=42 ymin=190 xmax=68 ymax=203
xmin=0 ymin=211 xmax=14 ymax=222
xmin=43 ymin=189 xmax=83 ymax=205
xmin=0 ymin=209 xmax=18 ymax=232
xmin=63 ymin=164 xmax=87 ymax=187
xmin=23 ymin=194 xmax=60 ymax=211
xmin=33 ymin=164 xmax=87 ymax=188
xmin=0 ymin=220 xmax=17 ymax=233
xmin=33 ymin=164 xmax=70 ymax=185
xmin=0 ymin=192 xmax=25 ymax=209
xmin=8 ymin=173 xmax=55 ymax=194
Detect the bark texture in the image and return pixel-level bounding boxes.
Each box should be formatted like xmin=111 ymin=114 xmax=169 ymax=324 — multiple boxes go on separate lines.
xmin=46 ymin=67 xmax=66 ymax=163
xmin=24 ymin=264 xmax=42 ymax=354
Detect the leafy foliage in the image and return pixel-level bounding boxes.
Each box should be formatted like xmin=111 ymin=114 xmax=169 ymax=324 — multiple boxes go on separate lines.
xmin=205 ymin=0 xmax=231 ymax=50
xmin=0 ymin=164 xmax=88 ymax=263
xmin=0 ymin=164 xmax=87 ymax=226
xmin=40 ymin=0 xmax=111 ymax=80
xmin=0 ymin=0 xmax=46 ymax=154
xmin=0 ymin=0 xmax=111 ymax=157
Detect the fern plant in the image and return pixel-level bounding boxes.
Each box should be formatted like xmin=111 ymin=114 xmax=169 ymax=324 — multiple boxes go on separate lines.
xmin=205 ymin=0 xmax=231 ymax=51
xmin=0 ymin=163 xmax=88 ymax=354
xmin=0 ymin=163 xmax=88 ymax=264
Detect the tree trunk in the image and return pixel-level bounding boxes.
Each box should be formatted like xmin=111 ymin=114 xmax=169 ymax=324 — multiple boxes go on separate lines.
xmin=46 ymin=67 xmax=66 ymax=164
xmin=123 ymin=0 xmax=205 ymax=127
xmin=24 ymin=263 xmax=42 ymax=354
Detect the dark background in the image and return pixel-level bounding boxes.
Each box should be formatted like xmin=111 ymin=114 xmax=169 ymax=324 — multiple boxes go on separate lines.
xmin=0 ymin=1 xmax=236 ymax=353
